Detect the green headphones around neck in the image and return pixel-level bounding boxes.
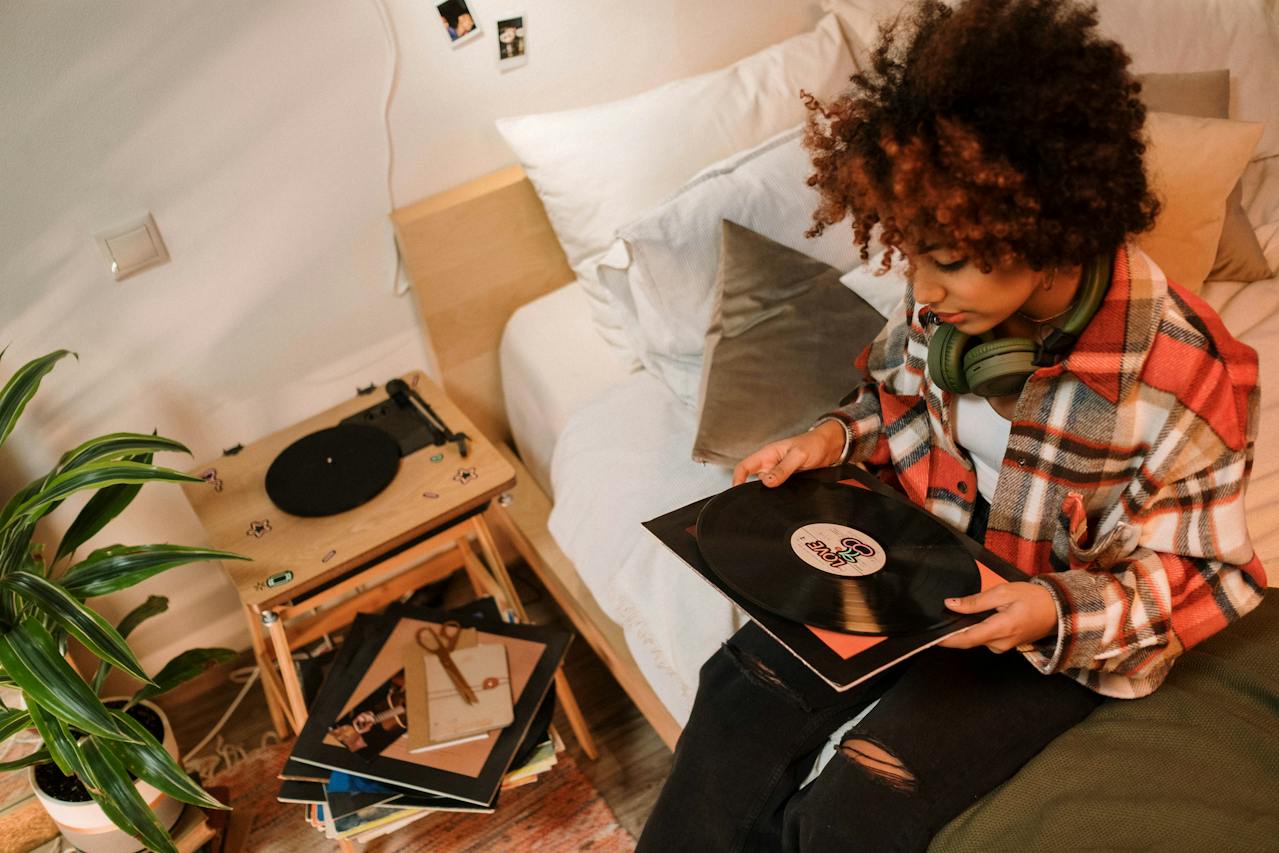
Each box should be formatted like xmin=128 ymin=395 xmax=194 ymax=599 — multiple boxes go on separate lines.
xmin=925 ymin=252 xmax=1113 ymax=398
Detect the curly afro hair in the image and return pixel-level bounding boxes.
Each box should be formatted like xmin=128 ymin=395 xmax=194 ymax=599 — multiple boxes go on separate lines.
xmin=801 ymin=0 xmax=1160 ymax=274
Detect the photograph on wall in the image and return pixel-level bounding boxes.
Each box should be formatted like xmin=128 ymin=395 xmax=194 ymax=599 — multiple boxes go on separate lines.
xmin=496 ymin=14 xmax=527 ymax=71
xmin=437 ymin=0 xmax=481 ymax=48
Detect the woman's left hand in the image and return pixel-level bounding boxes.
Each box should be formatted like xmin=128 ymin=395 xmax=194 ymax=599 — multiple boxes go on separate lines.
xmin=937 ymin=582 xmax=1057 ymax=653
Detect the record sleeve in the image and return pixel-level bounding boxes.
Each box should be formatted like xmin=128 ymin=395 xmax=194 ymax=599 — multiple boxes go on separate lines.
xmin=320 ymin=688 xmax=554 ymax=819
xmin=278 ymin=758 xmax=330 ymax=783
xmin=287 ymin=599 xmax=569 ymax=806
xmin=323 ymin=776 xmax=490 ymax=822
xmin=277 ymin=780 xmax=326 ymax=805
xmin=643 ymin=464 xmax=1027 ymax=692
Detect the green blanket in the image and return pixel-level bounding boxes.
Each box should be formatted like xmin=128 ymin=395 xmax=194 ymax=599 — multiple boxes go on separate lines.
xmin=931 ymin=596 xmax=1279 ymax=853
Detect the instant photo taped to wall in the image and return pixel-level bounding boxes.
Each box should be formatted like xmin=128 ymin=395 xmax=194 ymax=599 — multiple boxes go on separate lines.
xmin=496 ymin=13 xmax=527 ymax=71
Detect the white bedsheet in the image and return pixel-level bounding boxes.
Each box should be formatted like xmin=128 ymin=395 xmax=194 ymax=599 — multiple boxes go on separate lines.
xmin=547 ymin=370 xmax=745 ymax=724
xmin=499 ymin=282 xmax=637 ymax=497
xmin=1202 ymin=218 xmax=1279 ymax=574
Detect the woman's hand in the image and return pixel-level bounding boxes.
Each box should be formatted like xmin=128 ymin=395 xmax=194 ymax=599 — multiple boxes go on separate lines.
xmin=937 ymin=582 xmax=1057 ymax=653
xmin=731 ymin=421 xmax=846 ymax=487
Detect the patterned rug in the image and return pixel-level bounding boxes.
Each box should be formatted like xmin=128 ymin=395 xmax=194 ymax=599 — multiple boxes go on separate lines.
xmin=207 ymin=739 xmax=636 ymax=851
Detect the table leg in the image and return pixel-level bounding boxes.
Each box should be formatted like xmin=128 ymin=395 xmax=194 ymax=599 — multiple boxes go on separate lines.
xmin=457 ymin=536 xmax=508 ymax=606
xmin=262 ymin=609 xmax=309 ymax=730
xmin=471 ymin=513 xmax=599 ymax=761
xmin=470 ymin=515 xmax=527 ymax=622
xmin=245 ymin=604 xmax=289 ymax=739
xmin=554 ymin=667 xmax=598 ymax=761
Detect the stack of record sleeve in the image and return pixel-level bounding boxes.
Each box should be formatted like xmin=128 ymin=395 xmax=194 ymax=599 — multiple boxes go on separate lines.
xmin=275 ymin=597 xmax=570 ymax=842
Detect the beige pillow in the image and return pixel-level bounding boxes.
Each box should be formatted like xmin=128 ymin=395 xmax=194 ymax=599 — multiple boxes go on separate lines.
xmin=1137 ymin=112 xmax=1262 ymax=292
xmin=1138 ymin=70 xmax=1272 ymax=283
xmin=692 ymin=221 xmax=884 ymax=467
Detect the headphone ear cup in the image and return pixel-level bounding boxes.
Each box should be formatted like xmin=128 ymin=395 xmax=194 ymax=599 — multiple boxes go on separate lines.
xmin=963 ymin=338 xmax=1038 ymax=397
xmin=927 ymin=324 xmax=972 ymax=394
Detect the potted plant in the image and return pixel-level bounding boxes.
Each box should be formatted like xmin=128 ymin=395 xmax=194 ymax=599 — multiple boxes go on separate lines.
xmin=0 ymin=349 xmax=247 ymax=852
xmin=29 ymin=593 xmax=235 ymax=852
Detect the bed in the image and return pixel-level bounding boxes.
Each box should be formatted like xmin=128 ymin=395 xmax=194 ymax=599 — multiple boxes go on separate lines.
xmin=393 ymin=2 xmax=1279 ymax=847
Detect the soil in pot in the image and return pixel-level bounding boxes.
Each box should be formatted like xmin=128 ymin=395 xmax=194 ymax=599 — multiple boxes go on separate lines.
xmin=33 ymin=701 xmax=165 ymax=802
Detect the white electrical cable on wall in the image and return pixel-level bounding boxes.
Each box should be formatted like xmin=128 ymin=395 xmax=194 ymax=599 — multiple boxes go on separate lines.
xmin=370 ymin=0 xmax=409 ymax=296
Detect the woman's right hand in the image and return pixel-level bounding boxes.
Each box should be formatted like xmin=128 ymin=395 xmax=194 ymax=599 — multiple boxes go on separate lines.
xmin=731 ymin=420 xmax=847 ymax=487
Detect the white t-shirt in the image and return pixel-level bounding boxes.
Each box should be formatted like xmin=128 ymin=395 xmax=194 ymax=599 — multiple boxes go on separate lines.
xmin=953 ymin=394 xmax=1013 ymax=503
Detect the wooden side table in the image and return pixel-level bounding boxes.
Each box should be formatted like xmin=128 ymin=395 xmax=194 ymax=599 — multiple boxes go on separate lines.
xmin=179 ymin=370 xmax=596 ymax=759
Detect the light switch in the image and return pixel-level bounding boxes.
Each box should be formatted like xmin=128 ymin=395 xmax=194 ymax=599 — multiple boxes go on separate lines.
xmin=95 ymin=213 xmax=169 ymax=281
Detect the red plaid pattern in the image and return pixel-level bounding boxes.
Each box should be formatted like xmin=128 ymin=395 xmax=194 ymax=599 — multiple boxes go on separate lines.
xmin=819 ymin=243 xmax=1266 ymax=698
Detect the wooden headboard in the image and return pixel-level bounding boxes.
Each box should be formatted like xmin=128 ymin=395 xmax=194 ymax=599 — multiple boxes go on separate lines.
xmin=391 ymin=166 xmax=573 ymax=448
xmin=392 ymin=169 xmax=687 ymax=748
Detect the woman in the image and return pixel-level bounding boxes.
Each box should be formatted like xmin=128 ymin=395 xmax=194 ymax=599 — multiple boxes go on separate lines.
xmin=637 ymin=1 xmax=1265 ymax=851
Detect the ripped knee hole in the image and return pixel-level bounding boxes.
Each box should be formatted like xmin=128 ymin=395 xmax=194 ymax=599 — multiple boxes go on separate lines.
xmin=838 ymin=737 xmax=917 ymax=793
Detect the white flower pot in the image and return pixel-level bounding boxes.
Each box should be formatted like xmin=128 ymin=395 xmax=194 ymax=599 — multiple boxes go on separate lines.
xmin=29 ymin=699 xmax=185 ymax=853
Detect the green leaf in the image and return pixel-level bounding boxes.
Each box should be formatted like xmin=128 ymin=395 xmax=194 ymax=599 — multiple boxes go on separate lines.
xmin=0 ymin=707 xmax=31 ymax=743
xmin=79 ymin=736 xmax=178 ymax=853
xmin=0 ymin=520 xmax=38 ymax=580
xmin=54 ymin=451 xmax=153 ymax=564
xmin=107 ymin=709 xmax=226 ymax=810
xmin=132 ymin=648 xmax=234 ymax=705
xmin=5 ymin=461 xmax=204 ymax=529
xmin=26 ymin=698 xmax=84 ymax=778
xmin=0 ymin=747 xmax=50 ymax=771
xmin=0 ymin=470 xmax=56 ymax=534
xmin=57 ymin=433 xmax=189 ymax=475
xmin=93 ymin=596 xmax=168 ymax=693
xmin=0 ymin=350 xmax=75 ymax=453
xmin=115 ymin=596 xmax=169 ymax=641
xmin=63 ymin=545 xmax=248 ymax=600
xmin=0 ymin=619 xmax=129 ymax=741
xmin=1 ymin=573 xmax=151 ymax=684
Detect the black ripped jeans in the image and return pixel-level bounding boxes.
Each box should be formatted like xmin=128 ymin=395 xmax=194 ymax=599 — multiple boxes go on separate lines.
xmin=638 ymin=502 xmax=1102 ymax=853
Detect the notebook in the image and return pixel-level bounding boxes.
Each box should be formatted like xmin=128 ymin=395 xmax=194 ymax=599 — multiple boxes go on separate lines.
xmin=406 ymin=643 xmax=514 ymax=751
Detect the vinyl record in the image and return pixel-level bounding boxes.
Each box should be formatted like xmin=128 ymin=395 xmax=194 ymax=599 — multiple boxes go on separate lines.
xmin=696 ymin=478 xmax=979 ymax=635
xmin=265 ymin=424 xmax=401 ymax=517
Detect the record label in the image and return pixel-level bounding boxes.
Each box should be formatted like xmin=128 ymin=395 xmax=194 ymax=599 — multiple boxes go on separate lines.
xmin=790 ymin=523 xmax=886 ymax=577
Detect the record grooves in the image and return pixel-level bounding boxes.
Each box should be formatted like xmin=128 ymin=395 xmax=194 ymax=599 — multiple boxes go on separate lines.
xmin=696 ymin=478 xmax=979 ymax=635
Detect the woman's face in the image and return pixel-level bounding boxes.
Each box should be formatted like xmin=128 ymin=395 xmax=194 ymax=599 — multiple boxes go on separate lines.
xmin=903 ymin=244 xmax=1043 ymax=336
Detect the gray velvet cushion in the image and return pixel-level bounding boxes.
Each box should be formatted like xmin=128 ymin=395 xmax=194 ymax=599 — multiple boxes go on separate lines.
xmin=692 ymin=220 xmax=884 ymax=467
xmin=1138 ymin=69 xmax=1271 ymax=283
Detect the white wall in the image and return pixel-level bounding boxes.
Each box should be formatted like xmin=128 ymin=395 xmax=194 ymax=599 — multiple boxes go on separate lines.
xmin=0 ymin=0 xmax=822 ymax=672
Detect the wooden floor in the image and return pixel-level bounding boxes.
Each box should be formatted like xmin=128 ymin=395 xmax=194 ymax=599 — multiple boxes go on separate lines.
xmin=162 ymin=558 xmax=675 ymax=843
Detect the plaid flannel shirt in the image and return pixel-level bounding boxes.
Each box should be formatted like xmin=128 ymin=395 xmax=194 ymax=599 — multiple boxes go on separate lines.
xmin=817 ymin=243 xmax=1266 ymax=698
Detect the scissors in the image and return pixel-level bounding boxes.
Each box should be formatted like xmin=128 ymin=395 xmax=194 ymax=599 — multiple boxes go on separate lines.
xmin=416 ymin=621 xmax=478 ymax=705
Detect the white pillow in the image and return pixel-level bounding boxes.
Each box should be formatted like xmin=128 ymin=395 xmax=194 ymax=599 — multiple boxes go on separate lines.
xmin=496 ymin=14 xmax=855 ymax=355
xmin=599 ymin=126 xmax=865 ymax=408
xmin=840 ymin=249 xmax=909 ymax=319
xmin=821 ymin=0 xmax=1279 ymax=161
